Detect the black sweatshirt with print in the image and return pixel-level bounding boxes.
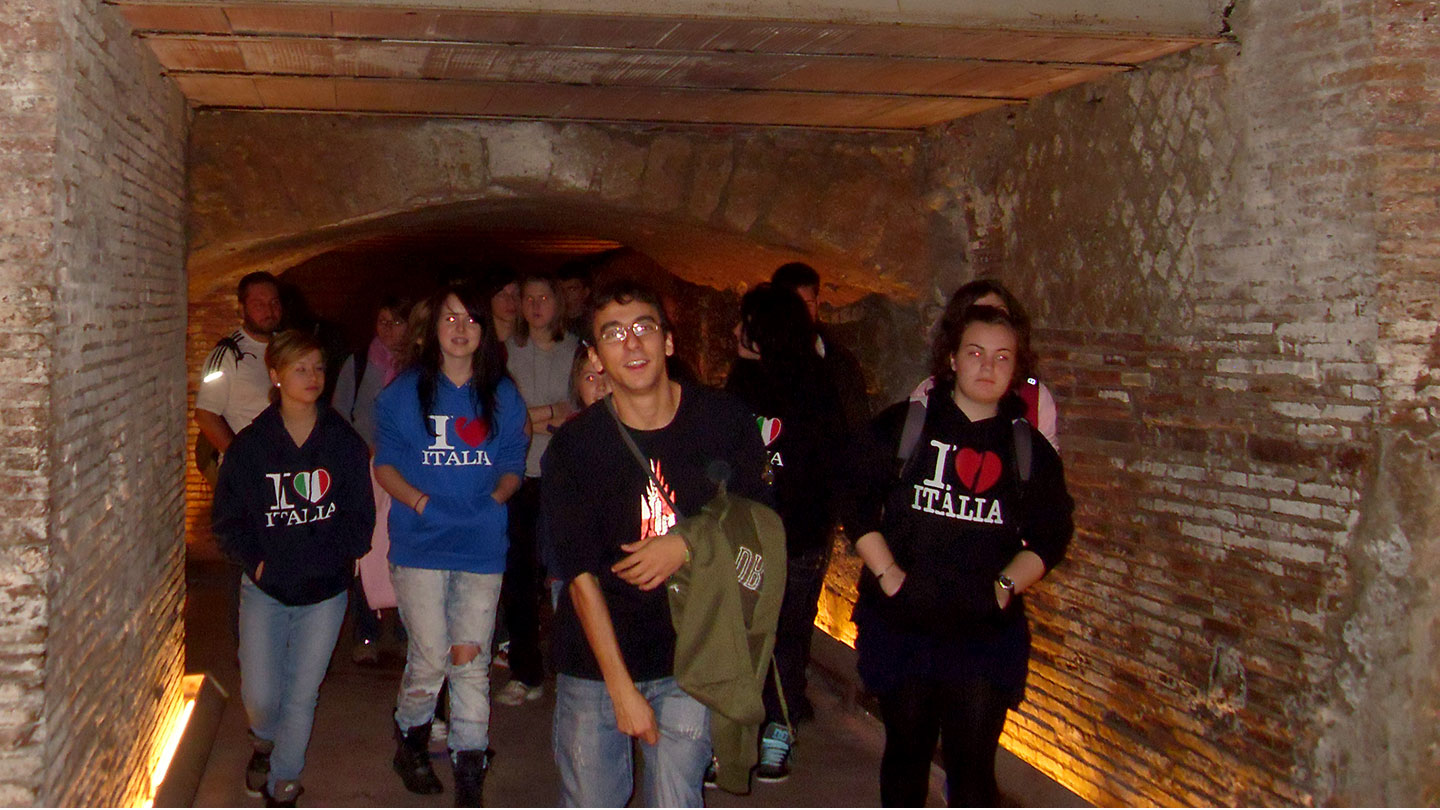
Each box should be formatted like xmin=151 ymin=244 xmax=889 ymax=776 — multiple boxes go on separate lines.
xmin=842 ymin=387 xmax=1073 ymax=701
xmin=213 ymin=403 xmax=375 ymax=606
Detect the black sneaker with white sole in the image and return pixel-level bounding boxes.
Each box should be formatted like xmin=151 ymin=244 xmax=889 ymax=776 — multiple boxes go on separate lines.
xmin=754 ymin=722 xmax=793 ymax=783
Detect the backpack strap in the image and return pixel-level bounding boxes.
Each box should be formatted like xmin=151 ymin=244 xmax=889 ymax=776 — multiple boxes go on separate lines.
xmin=1012 ymin=417 xmax=1033 ymax=494
xmin=895 ymin=399 xmax=928 ymax=479
xmin=604 ymin=394 xmax=684 ymax=519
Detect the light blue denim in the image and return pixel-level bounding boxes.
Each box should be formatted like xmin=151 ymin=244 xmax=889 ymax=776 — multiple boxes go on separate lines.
xmin=238 ymin=579 xmax=348 ymax=793
xmin=552 ymin=674 xmax=711 ymax=808
xmin=391 ymin=564 xmax=503 ymax=752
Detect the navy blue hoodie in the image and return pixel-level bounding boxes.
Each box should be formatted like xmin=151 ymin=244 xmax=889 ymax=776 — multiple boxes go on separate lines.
xmin=213 ymin=403 xmax=376 ymax=606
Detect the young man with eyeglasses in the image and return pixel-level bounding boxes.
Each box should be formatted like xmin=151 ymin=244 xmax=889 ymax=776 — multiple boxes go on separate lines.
xmin=540 ymin=279 xmax=769 ymax=807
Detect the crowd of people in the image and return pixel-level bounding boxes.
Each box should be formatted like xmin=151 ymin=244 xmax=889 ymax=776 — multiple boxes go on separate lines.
xmin=197 ymin=256 xmax=1073 ymax=808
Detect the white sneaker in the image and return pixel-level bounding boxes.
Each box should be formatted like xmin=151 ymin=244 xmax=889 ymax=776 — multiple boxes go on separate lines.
xmin=494 ymin=680 xmax=544 ymax=706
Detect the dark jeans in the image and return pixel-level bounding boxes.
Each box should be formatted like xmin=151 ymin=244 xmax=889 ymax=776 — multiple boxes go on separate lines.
xmin=501 ymin=477 xmax=544 ymax=687
xmin=877 ymin=672 xmax=1011 ymax=807
xmin=762 ymin=548 xmax=830 ymax=725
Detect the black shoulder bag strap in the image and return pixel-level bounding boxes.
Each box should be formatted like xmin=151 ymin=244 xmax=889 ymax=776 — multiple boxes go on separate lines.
xmin=603 ymin=395 xmax=684 ymax=519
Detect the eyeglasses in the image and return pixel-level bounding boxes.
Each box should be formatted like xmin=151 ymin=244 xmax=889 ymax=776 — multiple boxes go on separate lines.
xmin=597 ymin=318 xmax=662 ymax=345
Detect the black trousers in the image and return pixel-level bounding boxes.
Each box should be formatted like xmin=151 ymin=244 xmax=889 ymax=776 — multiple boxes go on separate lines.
xmin=500 ymin=477 xmax=545 ymax=686
xmin=762 ymin=548 xmax=830 ymax=725
xmin=877 ymin=671 xmax=1011 ymax=807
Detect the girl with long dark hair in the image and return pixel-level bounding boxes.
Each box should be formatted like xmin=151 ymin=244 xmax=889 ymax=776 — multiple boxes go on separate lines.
xmin=373 ymin=283 xmax=528 ymax=806
xmin=845 ymin=304 xmax=1073 ymax=806
xmin=724 ymin=283 xmax=846 ymax=782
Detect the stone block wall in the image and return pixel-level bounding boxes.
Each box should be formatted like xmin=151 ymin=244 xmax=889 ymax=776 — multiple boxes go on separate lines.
xmin=0 ymin=0 xmax=189 ymax=804
xmin=919 ymin=0 xmax=1439 ymax=804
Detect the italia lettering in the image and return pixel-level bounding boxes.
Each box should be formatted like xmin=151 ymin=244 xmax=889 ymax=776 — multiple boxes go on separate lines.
xmin=767 ymin=451 xmax=784 ymax=467
xmin=910 ymin=483 xmax=1004 ymax=525
xmin=421 ymin=449 xmax=492 ymax=466
xmin=264 ymin=502 xmax=337 ymax=527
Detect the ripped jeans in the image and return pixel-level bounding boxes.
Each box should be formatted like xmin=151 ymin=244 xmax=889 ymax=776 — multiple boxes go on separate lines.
xmin=391 ymin=565 xmax=502 ymax=752
xmin=552 ymin=674 xmax=710 ymax=807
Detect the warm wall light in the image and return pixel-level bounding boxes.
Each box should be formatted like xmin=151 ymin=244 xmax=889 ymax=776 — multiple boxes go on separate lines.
xmin=138 ymin=674 xmax=204 ymax=808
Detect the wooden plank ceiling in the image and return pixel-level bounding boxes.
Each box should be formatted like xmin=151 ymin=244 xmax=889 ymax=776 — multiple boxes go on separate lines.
xmin=112 ymin=1 xmax=1217 ymax=131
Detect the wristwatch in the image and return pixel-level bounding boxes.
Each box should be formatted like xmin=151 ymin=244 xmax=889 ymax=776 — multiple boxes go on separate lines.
xmin=997 ymin=573 xmax=1016 ymax=595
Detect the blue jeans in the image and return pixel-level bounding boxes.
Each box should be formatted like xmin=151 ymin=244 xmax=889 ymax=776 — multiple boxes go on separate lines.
xmin=391 ymin=565 xmax=502 ymax=752
xmin=238 ymin=579 xmax=348 ymax=792
xmin=552 ymin=674 xmax=711 ymax=807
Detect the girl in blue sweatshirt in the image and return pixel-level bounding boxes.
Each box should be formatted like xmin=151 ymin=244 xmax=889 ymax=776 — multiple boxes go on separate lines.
xmin=373 ymin=283 xmax=528 ymax=806
xmin=213 ymin=329 xmax=375 ymax=807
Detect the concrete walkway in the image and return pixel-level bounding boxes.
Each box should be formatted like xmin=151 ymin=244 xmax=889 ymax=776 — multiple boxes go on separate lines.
xmin=184 ymin=554 xmax=1083 ymax=808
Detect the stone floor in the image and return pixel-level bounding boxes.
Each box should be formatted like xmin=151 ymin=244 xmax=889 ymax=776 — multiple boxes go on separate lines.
xmin=184 ymin=552 xmax=1084 ymax=808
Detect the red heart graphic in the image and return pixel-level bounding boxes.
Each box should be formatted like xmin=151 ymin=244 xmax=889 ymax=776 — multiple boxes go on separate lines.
xmin=953 ymin=448 xmax=1002 ymax=494
xmin=454 ymin=417 xmax=488 ymax=448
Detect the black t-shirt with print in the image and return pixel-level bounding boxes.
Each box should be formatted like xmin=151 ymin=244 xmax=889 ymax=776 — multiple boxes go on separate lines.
xmin=542 ymin=380 xmax=770 ymax=681
xmin=724 ymin=357 xmax=845 ymax=556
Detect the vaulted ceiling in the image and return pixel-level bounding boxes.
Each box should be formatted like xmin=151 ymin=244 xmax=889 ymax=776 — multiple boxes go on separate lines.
xmin=114 ymin=0 xmax=1226 ymax=131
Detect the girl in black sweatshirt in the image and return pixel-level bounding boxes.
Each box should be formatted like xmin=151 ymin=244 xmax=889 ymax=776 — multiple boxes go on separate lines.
xmin=213 ymin=329 xmax=375 ymax=807
xmin=844 ymin=305 xmax=1073 ymax=807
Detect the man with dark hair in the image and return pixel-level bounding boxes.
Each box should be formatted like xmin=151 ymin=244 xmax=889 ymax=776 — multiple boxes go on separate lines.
xmin=555 ymin=257 xmax=595 ymax=338
xmin=541 ymin=279 xmax=769 ymax=807
xmin=770 ymin=262 xmax=871 ymax=433
xmin=196 ymin=271 xmax=284 ymax=474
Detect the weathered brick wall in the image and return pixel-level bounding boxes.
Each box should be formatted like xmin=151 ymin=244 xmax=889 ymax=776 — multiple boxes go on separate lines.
xmin=917 ymin=0 xmax=1438 ymax=804
xmin=0 ymin=0 xmax=59 ymax=804
xmin=40 ymin=0 xmax=190 ymax=805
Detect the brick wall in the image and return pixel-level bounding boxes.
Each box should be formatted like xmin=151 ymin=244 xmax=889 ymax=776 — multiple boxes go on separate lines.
xmin=41 ymin=1 xmax=189 ymax=805
xmin=0 ymin=0 xmax=59 ymax=803
xmin=918 ymin=0 xmax=1439 ymax=804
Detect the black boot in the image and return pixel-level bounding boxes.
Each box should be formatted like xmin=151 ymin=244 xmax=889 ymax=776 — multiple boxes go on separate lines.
xmin=394 ymin=721 xmax=444 ymax=794
xmin=452 ymin=748 xmax=493 ymax=807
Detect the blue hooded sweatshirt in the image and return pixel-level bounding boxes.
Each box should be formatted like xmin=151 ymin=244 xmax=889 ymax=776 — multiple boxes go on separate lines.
xmin=374 ymin=368 xmax=528 ymax=574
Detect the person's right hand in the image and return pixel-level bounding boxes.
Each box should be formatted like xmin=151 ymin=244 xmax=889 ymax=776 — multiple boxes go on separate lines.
xmin=611 ymin=684 xmax=659 ymax=745
xmin=253 ymin=561 xmax=265 ymax=581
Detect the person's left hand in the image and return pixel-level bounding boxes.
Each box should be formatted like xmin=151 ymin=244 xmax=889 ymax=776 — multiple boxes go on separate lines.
xmin=612 ymin=534 xmax=688 ymax=591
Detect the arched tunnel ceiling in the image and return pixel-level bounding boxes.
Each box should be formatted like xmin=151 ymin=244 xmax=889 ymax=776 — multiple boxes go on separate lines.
xmin=190 ymin=199 xmax=884 ymax=303
xmin=114 ymin=0 xmax=1225 ymax=131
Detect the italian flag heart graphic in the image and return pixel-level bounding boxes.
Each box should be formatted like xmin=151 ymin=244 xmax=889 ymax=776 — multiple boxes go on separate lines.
xmin=757 ymin=416 xmax=782 ymax=447
xmin=455 ymin=416 xmax=488 ymax=447
xmin=293 ymin=468 xmax=332 ymax=504
xmin=953 ymin=448 xmax=1002 ymax=494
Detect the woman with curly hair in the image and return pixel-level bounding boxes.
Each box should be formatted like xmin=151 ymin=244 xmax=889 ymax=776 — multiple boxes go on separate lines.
xmin=844 ymin=302 xmax=1074 ymax=806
